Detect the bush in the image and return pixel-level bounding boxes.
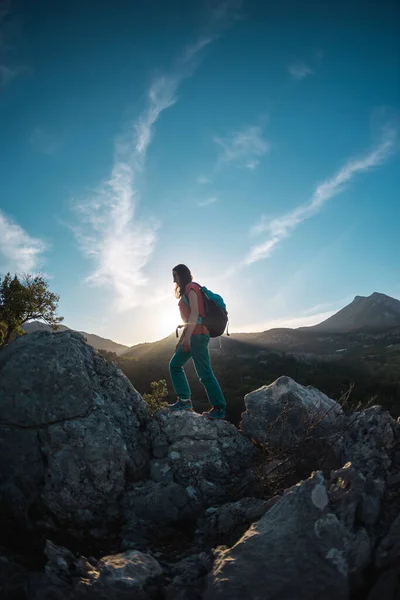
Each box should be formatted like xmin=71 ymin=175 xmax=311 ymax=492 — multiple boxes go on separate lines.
xmin=143 ymin=379 xmax=169 ymax=414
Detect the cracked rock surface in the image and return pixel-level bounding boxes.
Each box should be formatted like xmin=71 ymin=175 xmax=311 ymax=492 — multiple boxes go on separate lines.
xmin=0 ymin=331 xmax=150 ymax=533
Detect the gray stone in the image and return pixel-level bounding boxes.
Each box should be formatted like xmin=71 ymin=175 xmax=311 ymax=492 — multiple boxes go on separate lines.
xmin=0 ymin=331 xmax=150 ymax=534
xmin=149 ymin=459 xmax=174 ymax=484
xmin=342 ymin=406 xmax=397 ymax=477
xmin=165 ymin=552 xmax=212 ymax=600
xmin=196 ymin=496 xmax=278 ymax=546
xmin=204 ymin=471 xmax=349 ymax=600
xmin=146 ymin=410 xmax=258 ymax=505
xmin=124 ymin=481 xmax=192 ymax=524
xmin=240 ymin=376 xmax=343 ymax=451
xmin=376 ymin=514 xmax=400 ymax=570
xmin=28 ymin=540 xmax=163 ymax=600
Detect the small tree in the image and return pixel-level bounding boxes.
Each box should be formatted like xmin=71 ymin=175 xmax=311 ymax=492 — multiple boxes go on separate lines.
xmin=0 ymin=273 xmax=64 ymax=347
xmin=143 ymin=379 xmax=169 ymax=414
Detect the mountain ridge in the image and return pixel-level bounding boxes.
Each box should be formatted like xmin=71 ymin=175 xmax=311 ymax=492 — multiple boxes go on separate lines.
xmin=299 ymin=292 xmax=400 ymax=333
xmin=21 ymin=322 xmax=129 ymax=355
xmin=20 ymin=292 xmax=400 ymax=356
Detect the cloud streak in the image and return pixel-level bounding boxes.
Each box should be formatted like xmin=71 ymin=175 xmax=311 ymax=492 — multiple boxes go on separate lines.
xmin=0 ymin=210 xmax=47 ymax=273
xmin=214 ymin=124 xmax=269 ymax=169
xmin=72 ymin=2 xmax=239 ymax=310
xmin=288 ymin=60 xmax=313 ymax=80
xmin=232 ymin=308 xmax=338 ymax=334
xmin=198 ymin=196 xmax=218 ymax=207
xmin=245 ymin=125 xmax=397 ymax=265
xmin=0 ymin=2 xmax=27 ymax=88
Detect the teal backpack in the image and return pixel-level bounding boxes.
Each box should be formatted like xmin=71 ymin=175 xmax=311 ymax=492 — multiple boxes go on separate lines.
xmin=183 ymin=283 xmax=229 ymax=338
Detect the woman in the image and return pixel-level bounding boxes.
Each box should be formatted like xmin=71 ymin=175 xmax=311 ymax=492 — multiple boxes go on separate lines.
xmin=169 ymin=264 xmax=226 ymax=419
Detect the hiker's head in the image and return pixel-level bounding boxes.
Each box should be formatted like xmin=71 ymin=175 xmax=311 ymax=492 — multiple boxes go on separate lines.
xmin=172 ymin=264 xmax=193 ymax=299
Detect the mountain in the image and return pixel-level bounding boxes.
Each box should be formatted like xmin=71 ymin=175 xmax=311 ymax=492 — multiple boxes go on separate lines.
xmin=21 ymin=322 xmax=129 ymax=355
xmin=121 ymin=292 xmax=400 ymax=359
xmin=302 ymin=292 xmax=400 ymax=333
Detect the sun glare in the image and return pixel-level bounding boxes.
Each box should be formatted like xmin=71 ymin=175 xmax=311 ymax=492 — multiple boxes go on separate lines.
xmin=157 ymin=305 xmax=181 ymax=339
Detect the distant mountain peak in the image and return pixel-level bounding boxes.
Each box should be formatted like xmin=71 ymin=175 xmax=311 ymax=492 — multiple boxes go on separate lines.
xmin=354 ymin=291 xmax=392 ymax=301
xmin=307 ymin=292 xmax=400 ymax=333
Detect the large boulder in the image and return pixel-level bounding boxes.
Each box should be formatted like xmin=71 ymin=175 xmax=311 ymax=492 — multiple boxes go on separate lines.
xmin=0 ymin=331 xmax=150 ymax=535
xmin=122 ymin=410 xmax=259 ymax=546
xmin=240 ymin=376 xmax=343 ymax=451
xmin=148 ymin=410 xmax=258 ymax=500
xmin=204 ymin=471 xmax=350 ymax=600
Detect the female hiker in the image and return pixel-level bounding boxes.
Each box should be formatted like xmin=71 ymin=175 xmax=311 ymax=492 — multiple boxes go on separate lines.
xmin=168 ymin=264 xmax=226 ymax=419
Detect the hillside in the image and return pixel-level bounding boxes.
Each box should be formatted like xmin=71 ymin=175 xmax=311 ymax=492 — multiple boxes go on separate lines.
xmin=22 ymin=321 xmax=129 ymax=355
xmin=302 ymin=292 xmax=400 ymax=332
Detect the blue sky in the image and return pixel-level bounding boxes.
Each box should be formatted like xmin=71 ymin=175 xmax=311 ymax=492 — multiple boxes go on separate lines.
xmin=1 ymin=0 xmax=399 ymax=345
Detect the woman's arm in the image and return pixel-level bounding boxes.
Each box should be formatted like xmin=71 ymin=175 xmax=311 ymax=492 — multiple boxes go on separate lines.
xmin=182 ymin=289 xmax=199 ymax=349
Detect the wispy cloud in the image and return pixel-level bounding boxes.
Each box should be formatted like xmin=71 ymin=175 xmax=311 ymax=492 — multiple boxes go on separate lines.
xmin=0 ymin=209 xmax=47 ymax=273
xmin=288 ymin=60 xmax=313 ymax=80
xmin=232 ymin=309 xmax=338 ymax=334
xmin=72 ymin=2 xmax=240 ymax=311
xmin=0 ymin=2 xmax=27 ymax=88
xmin=198 ymin=196 xmax=218 ymax=207
xmin=197 ymin=175 xmax=211 ymax=184
xmin=245 ymin=124 xmax=397 ymax=265
xmin=30 ymin=127 xmax=65 ymax=155
xmin=214 ymin=124 xmax=269 ymax=169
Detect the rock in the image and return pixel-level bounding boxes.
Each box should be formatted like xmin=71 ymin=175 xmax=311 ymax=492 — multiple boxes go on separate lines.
xmin=328 ymin=462 xmax=375 ymax=592
xmin=240 ymin=376 xmax=343 ymax=451
xmin=148 ymin=411 xmax=258 ymax=498
xmin=342 ymin=406 xmax=398 ymax=477
xmin=0 ymin=331 xmax=150 ymax=536
xmin=165 ymin=552 xmax=213 ymax=600
xmin=122 ymin=409 xmax=258 ymax=548
xmin=375 ymin=514 xmax=400 ymax=570
xmin=125 ymin=410 xmax=258 ymax=526
xmin=204 ymin=471 xmax=349 ymax=600
xmin=195 ymin=496 xmax=279 ymax=546
xmin=28 ymin=540 xmax=163 ymax=600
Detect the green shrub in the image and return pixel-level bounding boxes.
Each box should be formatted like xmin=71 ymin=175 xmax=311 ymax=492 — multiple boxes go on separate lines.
xmin=143 ymin=379 xmax=169 ymax=414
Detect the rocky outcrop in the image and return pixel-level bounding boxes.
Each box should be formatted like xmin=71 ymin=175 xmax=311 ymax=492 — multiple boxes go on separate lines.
xmin=28 ymin=540 xmax=163 ymax=599
xmin=0 ymin=331 xmax=150 ymax=535
xmin=204 ymin=471 xmax=349 ymax=600
xmin=0 ymin=331 xmax=258 ymax=548
xmin=240 ymin=376 xmax=343 ymax=450
xmin=205 ymin=400 xmax=400 ymax=600
xmin=195 ymin=496 xmax=279 ymax=547
xmin=122 ymin=410 xmax=258 ymax=547
xmin=2 ymin=332 xmax=400 ymax=600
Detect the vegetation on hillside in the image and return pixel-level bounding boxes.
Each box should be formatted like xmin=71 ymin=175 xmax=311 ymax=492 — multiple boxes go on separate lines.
xmin=115 ymin=337 xmax=400 ymax=425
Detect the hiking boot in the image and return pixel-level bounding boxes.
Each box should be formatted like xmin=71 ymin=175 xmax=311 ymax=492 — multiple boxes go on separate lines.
xmin=202 ymin=407 xmax=226 ymax=419
xmin=168 ymin=399 xmax=193 ymax=411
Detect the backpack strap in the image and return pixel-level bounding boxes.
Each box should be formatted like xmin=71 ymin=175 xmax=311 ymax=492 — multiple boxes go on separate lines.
xmin=183 ymin=283 xmax=203 ymax=325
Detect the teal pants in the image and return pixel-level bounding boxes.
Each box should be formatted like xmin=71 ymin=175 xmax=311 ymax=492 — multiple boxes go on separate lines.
xmin=169 ymin=334 xmax=226 ymax=409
